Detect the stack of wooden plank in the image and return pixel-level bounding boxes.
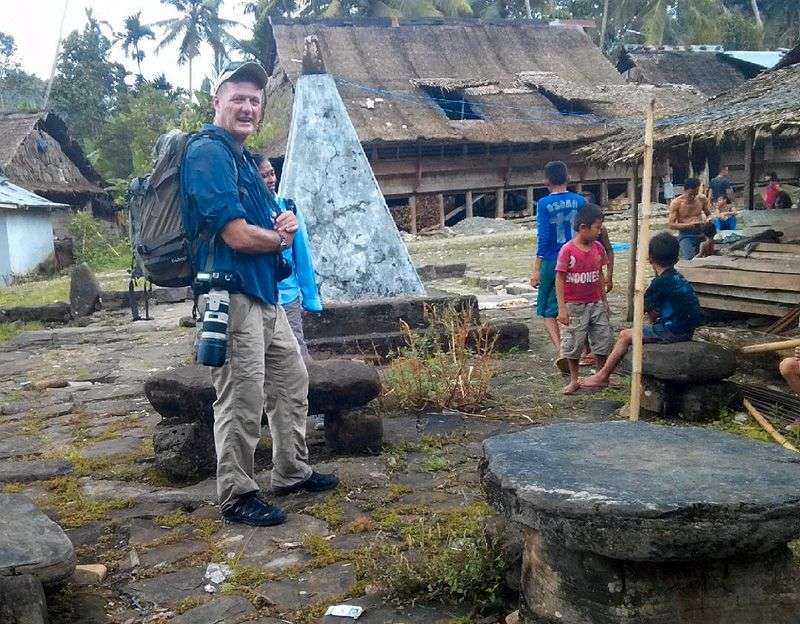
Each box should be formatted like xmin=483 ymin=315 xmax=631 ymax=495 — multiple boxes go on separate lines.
xmin=677 ymin=242 xmax=800 ymax=318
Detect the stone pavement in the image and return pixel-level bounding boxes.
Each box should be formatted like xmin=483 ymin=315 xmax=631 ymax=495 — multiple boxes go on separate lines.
xmin=0 ymin=302 xmax=532 ymax=623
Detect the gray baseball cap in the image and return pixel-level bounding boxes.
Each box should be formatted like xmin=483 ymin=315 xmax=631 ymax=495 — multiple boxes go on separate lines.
xmin=213 ymin=60 xmax=268 ymax=94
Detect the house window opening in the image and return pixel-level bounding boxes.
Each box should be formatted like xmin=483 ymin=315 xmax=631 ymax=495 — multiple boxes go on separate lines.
xmin=423 ymin=87 xmax=484 ymax=121
xmin=542 ymin=93 xmax=591 ymax=116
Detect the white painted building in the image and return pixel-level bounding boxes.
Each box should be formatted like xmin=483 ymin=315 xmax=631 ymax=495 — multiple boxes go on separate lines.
xmin=0 ymin=177 xmax=68 ymax=286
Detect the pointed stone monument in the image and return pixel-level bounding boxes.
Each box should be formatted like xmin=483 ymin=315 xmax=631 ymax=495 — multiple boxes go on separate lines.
xmin=278 ymin=36 xmax=425 ymax=302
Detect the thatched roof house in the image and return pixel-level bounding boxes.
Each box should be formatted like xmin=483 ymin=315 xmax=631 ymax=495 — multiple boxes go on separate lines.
xmin=0 ymin=111 xmax=112 ymax=218
xmin=579 ymin=43 xmax=800 ymax=170
xmin=262 ymin=18 xmax=705 ymax=228
xmin=616 ymin=45 xmax=766 ymax=97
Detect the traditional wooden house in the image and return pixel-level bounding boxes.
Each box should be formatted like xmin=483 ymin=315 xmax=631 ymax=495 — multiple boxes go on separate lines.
xmin=615 ymin=45 xmax=774 ymax=97
xmin=580 ymin=42 xmax=800 ymax=319
xmin=0 ymin=111 xmax=112 ymax=235
xmin=261 ymin=18 xmax=706 ymax=231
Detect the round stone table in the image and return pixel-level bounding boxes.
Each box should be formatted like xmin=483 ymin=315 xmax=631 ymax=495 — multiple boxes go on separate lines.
xmin=480 ymin=421 xmax=800 ymax=624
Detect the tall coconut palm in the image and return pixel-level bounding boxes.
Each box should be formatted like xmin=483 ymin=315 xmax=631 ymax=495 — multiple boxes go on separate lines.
xmin=153 ymin=0 xmax=238 ymax=97
xmin=120 ymin=12 xmax=155 ymax=75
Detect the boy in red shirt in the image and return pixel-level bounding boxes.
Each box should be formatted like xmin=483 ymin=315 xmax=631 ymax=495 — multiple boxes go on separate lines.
xmin=555 ymin=204 xmax=613 ymax=394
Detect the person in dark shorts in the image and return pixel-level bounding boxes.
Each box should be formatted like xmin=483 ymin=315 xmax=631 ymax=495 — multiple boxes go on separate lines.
xmin=697 ymin=222 xmax=717 ymax=258
xmin=529 ymin=161 xmax=585 ymax=365
xmin=580 ymin=231 xmax=703 ymax=389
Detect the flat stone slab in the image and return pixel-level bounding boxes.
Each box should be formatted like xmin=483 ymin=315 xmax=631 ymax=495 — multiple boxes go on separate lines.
xmin=0 ymin=494 xmax=76 ymax=584
xmin=481 ymin=421 xmax=800 ymax=561
xmin=0 ymin=459 xmax=73 ymax=483
xmin=622 ymin=341 xmax=736 ymax=383
xmin=146 ymin=360 xmax=380 ymax=422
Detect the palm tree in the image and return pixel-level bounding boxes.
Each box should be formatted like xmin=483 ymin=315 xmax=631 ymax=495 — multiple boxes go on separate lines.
xmin=120 ymin=12 xmax=155 ymax=75
xmin=152 ymin=0 xmax=238 ymax=97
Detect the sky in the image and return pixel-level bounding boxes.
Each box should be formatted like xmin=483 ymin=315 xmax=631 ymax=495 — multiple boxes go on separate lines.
xmin=1 ymin=0 xmax=255 ymax=91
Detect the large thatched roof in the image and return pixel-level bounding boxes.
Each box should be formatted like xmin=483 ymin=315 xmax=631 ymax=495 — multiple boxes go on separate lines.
xmin=578 ymin=43 xmax=800 ymax=167
xmin=262 ymin=18 xmax=706 ymax=157
xmin=0 ymin=111 xmax=106 ymax=197
xmin=617 ymin=45 xmax=752 ymax=97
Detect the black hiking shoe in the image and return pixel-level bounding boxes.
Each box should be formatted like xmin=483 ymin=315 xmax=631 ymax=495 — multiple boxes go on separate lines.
xmin=222 ymin=492 xmax=286 ymax=527
xmin=271 ymin=471 xmax=339 ymax=496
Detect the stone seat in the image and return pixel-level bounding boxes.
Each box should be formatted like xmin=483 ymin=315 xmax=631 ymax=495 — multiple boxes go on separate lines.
xmin=146 ymin=361 xmax=381 ymax=425
xmin=481 ymin=422 xmax=800 ymax=624
xmin=0 ymin=493 xmax=76 ymax=624
xmin=623 ymin=340 xmax=736 ymax=383
xmin=0 ymin=493 xmax=76 ymax=584
xmin=145 ymin=360 xmax=382 ymax=482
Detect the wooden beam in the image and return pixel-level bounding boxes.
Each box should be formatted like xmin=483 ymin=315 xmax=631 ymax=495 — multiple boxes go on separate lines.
xmin=496 ymin=188 xmax=504 ymax=219
xmin=743 ymin=130 xmax=755 ymax=211
xmin=697 ymin=294 xmax=790 ymax=318
xmin=626 ymin=170 xmax=639 ymax=322
xmin=679 ymin=256 xmax=800 ymax=275
xmin=679 ymin=266 xmax=798 ymax=291
xmin=729 ymin=250 xmax=800 ymax=262
xmin=465 ymin=190 xmax=474 ymax=219
xmin=526 ymin=187 xmax=534 ymax=215
xmin=753 ymin=242 xmax=800 ymax=254
xmin=408 ymin=195 xmax=417 ymax=235
xmin=692 ymin=283 xmax=800 ymax=305
xmin=437 ymin=193 xmax=445 ymax=228
xmin=600 ymin=180 xmax=609 ymax=207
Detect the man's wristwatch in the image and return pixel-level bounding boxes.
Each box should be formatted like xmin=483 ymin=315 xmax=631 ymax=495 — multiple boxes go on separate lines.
xmin=278 ymin=231 xmax=290 ymax=250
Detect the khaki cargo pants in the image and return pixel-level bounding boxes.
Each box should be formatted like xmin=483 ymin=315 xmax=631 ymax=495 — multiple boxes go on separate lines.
xmin=210 ymin=293 xmax=312 ymax=511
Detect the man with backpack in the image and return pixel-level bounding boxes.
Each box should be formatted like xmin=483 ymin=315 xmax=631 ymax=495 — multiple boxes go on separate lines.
xmin=181 ymin=61 xmax=338 ymax=527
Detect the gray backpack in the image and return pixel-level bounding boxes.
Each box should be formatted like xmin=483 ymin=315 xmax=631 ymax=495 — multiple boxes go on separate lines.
xmin=128 ymin=130 xmax=197 ymax=288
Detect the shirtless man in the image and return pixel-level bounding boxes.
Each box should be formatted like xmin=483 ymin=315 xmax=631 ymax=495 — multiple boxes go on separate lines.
xmin=780 ymin=348 xmax=800 ymax=395
xmin=668 ymin=177 xmax=710 ymax=260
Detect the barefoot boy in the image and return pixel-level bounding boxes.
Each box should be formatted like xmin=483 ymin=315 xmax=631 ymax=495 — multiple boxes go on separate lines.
xmin=581 ymin=231 xmax=703 ymax=389
xmin=555 ymin=204 xmax=613 ymax=394
xmin=529 ymin=161 xmax=585 ymax=367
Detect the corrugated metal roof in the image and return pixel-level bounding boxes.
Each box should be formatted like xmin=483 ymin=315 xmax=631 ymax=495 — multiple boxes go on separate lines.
xmin=0 ymin=177 xmax=69 ymax=210
xmin=721 ymin=50 xmax=785 ymax=69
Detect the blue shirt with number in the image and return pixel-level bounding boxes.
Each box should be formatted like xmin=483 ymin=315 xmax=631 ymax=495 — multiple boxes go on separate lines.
xmin=536 ymin=191 xmax=585 ymax=260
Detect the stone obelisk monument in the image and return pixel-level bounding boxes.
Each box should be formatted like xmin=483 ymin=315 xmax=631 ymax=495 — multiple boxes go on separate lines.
xmin=278 ymin=36 xmax=425 ymax=302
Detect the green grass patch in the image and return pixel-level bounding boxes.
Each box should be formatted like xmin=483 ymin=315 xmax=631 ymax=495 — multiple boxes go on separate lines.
xmin=1 ymin=482 xmax=23 ymax=493
xmin=0 ymin=321 xmax=43 ymax=342
xmin=154 ymin=510 xmax=220 ymax=541
xmin=305 ymin=486 xmax=347 ymax=529
xmin=709 ymin=409 xmax=774 ymax=445
xmin=41 ymin=476 xmax=132 ymax=527
xmin=368 ymin=501 xmax=506 ymax=612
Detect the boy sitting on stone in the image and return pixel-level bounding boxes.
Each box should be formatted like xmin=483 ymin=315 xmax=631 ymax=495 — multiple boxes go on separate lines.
xmin=581 ymin=231 xmax=703 ymax=389
xmin=555 ymin=204 xmax=613 ymax=395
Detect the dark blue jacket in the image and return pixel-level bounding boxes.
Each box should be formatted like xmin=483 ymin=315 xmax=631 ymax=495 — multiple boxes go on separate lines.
xmin=181 ymin=124 xmax=281 ymax=305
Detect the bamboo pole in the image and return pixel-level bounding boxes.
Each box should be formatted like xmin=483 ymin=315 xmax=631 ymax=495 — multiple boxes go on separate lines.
xmin=743 ymin=399 xmax=798 ymax=452
xmin=629 ymin=99 xmax=656 ymax=422
xmin=741 ymin=338 xmax=800 ymax=354
xmin=625 ymin=171 xmax=638 ymax=322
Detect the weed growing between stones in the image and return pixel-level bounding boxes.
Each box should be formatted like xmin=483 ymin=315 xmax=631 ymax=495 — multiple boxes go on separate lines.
xmin=305 ymin=485 xmax=348 ymax=529
xmin=40 ymin=476 xmax=132 ymax=527
xmin=0 ymin=321 xmax=42 ymax=343
xmin=710 ymin=408 xmax=776 ymax=445
xmin=380 ymin=305 xmax=498 ymax=412
xmin=154 ymin=510 xmax=220 ymax=541
xmin=174 ymin=595 xmax=211 ymax=614
xmin=368 ymin=502 xmax=506 ymax=613
xmin=1 ymin=482 xmax=23 ymax=493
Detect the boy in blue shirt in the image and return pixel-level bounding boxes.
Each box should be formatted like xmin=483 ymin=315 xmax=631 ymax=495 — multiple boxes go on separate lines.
xmin=581 ymin=231 xmax=703 ymax=389
xmin=530 ymin=161 xmax=585 ymax=363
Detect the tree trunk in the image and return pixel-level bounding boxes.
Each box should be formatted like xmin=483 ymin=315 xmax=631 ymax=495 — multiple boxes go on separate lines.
xmin=523 ymin=0 xmax=532 ymax=19
xmin=750 ymin=0 xmax=763 ymax=28
xmin=600 ymin=0 xmax=609 ymax=49
xmin=188 ymin=57 xmax=193 ymax=101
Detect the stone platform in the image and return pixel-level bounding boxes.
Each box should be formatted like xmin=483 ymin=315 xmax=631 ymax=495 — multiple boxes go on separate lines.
xmin=146 ymin=360 xmax=382 ymax=482
xmin=623 ymin=342 xmax=741 ymax=421
xmin=481 ymin=421 xmax=800 ymax=624
xmin=0 ymin=494 xmax=76 ymax=624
